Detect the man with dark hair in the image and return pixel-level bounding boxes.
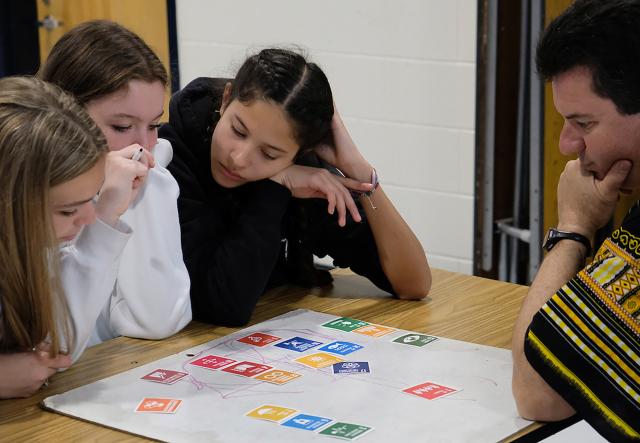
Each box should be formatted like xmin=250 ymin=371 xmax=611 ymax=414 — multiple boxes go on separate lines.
xmin=511 ymin=1 xmax=640 ymax=441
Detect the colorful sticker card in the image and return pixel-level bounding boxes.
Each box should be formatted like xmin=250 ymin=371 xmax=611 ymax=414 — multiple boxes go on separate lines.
xmin=332 ymin=362 xmax=371 ymax=374
xmin=254 ymin=369 xmax=302 ymax=385
xmin=221 ymin=361 xmax=272 ymax=377
xmin=135 ymin=397 xmax=183 ymax=414
xmin=318 ymin=422 xmax=373 ymax=440
xmin=321 ymin=317 xmax=369 ymax=332
xmin=295 ymin=352 xmax=344 ymax=369
xmin=353 ymin=324 xmax=395 ymax=338
xmin=403 ymin=382 xmax=460 ymax=400
xmin=245 ymin=405 xmax=298 ymax=422
xmin=274 ymin=336 xmax=323 ymax=352
xmin=318 ymin=341 xmax=363 ymax=356
xmin=140 ymin=369 xmax=188 ymax=385
xmin=237 ymin=332 xmax=281 ymax=347
xmin=281 ymin=413 xmax=332 ymax=431
xmin=189 ymin=355 xmax=236 ymax=370
xmin=392 ymin=333 xmax=438 ymax=347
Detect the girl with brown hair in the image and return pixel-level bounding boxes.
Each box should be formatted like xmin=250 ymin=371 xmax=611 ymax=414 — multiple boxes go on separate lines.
xmin=0 ymin=76 xmax=107 ymax=398
xmin=39 ymin=20 xmax=191 ymax=350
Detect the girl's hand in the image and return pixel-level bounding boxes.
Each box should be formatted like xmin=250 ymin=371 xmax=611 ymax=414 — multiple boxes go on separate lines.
xmin=271 ymin=165 xmax=372 ymax=226
xmin=316 ymin=106 xmax=373 ymax=183
xmin=0 ymin=344 xmax=71 ymax=399
xmin=95 ymin=144 xmax=151 ymax=227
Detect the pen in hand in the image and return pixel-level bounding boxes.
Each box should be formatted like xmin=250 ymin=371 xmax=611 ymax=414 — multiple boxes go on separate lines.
xmin=131 ymin=147 xmax=144 ymax=162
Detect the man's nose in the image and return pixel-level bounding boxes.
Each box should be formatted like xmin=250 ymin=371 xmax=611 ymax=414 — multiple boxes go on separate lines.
xmin=558 ymin=121 xmax=585 ymax=156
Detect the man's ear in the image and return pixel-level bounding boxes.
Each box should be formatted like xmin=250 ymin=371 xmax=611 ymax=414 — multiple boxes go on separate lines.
xmin=219 ymin=82 xmax=233 ymax=115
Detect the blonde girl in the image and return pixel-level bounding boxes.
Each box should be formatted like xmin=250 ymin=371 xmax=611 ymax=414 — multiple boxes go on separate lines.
xmin=0 ymin=76 xmax=107 ymax=398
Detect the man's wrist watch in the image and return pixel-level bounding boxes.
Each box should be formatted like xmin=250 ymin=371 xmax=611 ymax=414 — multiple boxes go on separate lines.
xmin=542 ymin=228 xmax=592 ymax=256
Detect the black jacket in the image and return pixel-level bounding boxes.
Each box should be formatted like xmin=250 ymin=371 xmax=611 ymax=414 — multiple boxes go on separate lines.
xmin=160 ymin=77 xmax=393 ymax=326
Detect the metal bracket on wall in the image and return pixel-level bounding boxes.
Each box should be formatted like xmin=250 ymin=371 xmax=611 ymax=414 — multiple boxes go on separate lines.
xmin=495 ymin=218 xmax=531 ymax=282
xmin=38 ymin=15 xmax=63 ymax=31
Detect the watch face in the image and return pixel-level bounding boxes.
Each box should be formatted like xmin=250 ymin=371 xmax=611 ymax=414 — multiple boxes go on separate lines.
xmin=542 ymin=229 xmax=559 ymax=251
xmin=542 ymin=228 xmax=591 ymax=255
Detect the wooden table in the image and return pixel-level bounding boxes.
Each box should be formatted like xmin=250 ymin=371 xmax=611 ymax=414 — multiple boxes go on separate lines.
xmin=0 ymin=268 xmax=533 ymax=442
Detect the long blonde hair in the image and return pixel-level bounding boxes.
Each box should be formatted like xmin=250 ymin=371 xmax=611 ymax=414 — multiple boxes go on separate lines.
xmin=0 ymin=76 xmax=107 ymax=355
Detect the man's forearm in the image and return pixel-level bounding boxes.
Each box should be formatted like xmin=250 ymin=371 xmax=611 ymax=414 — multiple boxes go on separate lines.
xmin=511 ymin=240 xmax=586 ymax=420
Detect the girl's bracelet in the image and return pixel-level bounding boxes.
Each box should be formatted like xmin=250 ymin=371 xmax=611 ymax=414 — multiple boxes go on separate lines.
xmin=353 ymin=168 xmax=379 ymax=210
xmin=333 ymin=167 xmax=380 ymax=210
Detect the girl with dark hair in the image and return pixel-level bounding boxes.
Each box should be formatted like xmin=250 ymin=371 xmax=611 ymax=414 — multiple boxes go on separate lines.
xmin=39 ymin=20 xmax=191 ymax=351
xmin=161 ymin=48 xmax=431 ymax=327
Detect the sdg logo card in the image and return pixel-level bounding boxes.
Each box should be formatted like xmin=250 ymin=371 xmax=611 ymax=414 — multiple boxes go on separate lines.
xmin=281 ymin=413 xmax=332 ymax=431
xmin=237 ymin=332 xmax=281 ymax=347
xmin=403 ymin=381 xmax=460 ymax=400
xmin=319 ymin=341 xmax=363 ymax=356
xmin=221 ymin=361 xmax=273 ymax=377
xmin=319 ymin=422 xmax=373 ymax=440
xmin=246 ymin=405 xmax=298 ymax=422
xmin=393 ymin=333 xmax=438 ymax=347
xmin=254 ymin=369 xmax=302 ymax=385
xmin=135 ymin=398 xmax=183 ymax=414
xmin=353 ymin=324 xmax=395 ymax=338
xmin=321 ymin=317 xmax=369 ymax=332
xmin=332 ymin=362 xmax=371 ymax=374
xmin=295 ymin=352 xmax=344 ymax=369
xmin=275 ymin=336 xmax=322 ymax=352
xmin=189 ymin=355 xmax=236 ymax=370
xmin=141 ymin=369 xmax=188 ymax=385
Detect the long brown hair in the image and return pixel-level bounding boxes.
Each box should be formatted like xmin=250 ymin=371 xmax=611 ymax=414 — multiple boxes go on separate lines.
xmin=38 ymin=19 xmax=168 ymax=105
xmin=0 ymin=76 xmax=107 ymax=354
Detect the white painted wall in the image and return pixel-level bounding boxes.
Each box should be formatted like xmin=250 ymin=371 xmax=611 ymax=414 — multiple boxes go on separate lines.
xmin=175 ymin=0 xmax=477 ymax=274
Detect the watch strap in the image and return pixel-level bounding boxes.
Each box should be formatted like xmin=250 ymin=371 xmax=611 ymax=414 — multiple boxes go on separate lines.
xmin=543 ymin=228 xmax=592 ymax=256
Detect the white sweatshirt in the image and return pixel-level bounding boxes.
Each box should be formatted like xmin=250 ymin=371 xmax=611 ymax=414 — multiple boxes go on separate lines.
xmin=60 ymin=138 xmax=191 ymax=362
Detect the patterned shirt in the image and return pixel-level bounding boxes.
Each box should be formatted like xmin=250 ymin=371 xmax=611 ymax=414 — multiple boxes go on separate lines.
xmin=525 ymin=204 xmax=640 ymax=442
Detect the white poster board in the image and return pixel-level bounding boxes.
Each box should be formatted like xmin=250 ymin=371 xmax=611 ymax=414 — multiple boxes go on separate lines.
xmin=43 ymin=309 xmax=531 ymax=442
xmin=541 ymin=421 xmax=607 ymax=442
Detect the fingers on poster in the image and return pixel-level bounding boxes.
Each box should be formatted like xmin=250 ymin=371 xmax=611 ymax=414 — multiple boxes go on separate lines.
xmin=245 ymin=404 xmax=373 ymax=440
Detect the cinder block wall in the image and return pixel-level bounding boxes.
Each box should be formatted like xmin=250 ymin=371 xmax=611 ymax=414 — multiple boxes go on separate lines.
xmin=176 ymin=0 xmax=477 ymax=273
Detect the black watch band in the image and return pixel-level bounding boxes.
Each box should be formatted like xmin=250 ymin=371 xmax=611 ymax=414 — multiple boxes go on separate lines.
xmin=542 ymin=228 xmax=592 ymax=256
